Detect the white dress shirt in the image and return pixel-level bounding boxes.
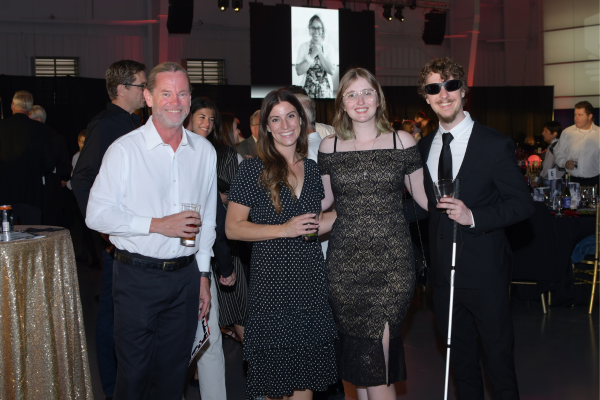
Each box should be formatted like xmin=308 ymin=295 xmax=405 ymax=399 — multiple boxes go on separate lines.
xmin=426 ymin=111 xmax=475 ymax=182
xmin=554 ymin=123 xmax=600 ymax=178
xmin=426 ymin=111 xmax=476 ymax=227
xmin=307 ymin=131 xmax=322 ymax=163
xmin=86 ymin=116 xmax=217 ymax=272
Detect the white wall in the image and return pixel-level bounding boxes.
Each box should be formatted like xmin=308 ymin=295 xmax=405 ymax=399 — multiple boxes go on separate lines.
xmin=543 ymin=0 xmax=600 ymax=109
xmin=0 ymin=0 xmax=545 ymax=88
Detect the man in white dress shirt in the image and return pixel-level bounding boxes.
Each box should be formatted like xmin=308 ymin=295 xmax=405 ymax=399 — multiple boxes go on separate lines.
xmin=86 ymin=62 xmax=217 ymax=400
xmin=554 ymin=101 xmax=600 ymax=186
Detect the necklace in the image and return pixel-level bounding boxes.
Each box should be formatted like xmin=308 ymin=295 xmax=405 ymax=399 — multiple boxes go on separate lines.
xmin=353 ymin=134 xmax=377 ymax=179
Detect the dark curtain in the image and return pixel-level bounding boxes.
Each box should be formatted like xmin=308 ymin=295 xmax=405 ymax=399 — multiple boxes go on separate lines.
xmin=0 ymin=75 xmax=108 ymax=157
xmin=0 ymin=75 xmax=553 ymax=149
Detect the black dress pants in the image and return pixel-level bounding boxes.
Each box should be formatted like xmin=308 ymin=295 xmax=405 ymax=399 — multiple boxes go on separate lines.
xmin=112 ymin=255 xmax=200 ymax=400
xmin=433 ymin=278 xmax=520 ymax=400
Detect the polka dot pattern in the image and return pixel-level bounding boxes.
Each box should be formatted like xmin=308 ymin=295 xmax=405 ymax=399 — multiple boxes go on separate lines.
xmin=228 ymin=157 xmax=338 ymax=399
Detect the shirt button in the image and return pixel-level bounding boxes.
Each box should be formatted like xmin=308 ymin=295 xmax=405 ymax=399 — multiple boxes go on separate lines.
xmin=173 ymin=180 xmax=176 ymax=183
xmin=173 ymin=251 xmax=175 ymax=253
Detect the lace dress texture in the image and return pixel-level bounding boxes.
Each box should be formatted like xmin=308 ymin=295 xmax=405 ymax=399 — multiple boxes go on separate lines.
xmin=227 ymin=157 xmax=338 ymax=399
xmin=318 ymin=135 xmax=422 ymax=386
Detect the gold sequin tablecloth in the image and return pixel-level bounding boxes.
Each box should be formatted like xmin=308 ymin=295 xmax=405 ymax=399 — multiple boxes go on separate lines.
xmin=0 ymin=226 xmax=93 ymax=400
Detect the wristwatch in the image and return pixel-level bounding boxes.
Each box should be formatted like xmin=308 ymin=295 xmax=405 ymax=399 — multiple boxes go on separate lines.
xmin=199 ymin=271 xmax=211 ymax=280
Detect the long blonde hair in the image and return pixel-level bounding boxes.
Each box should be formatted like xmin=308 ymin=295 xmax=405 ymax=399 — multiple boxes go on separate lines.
xmin=257 ymin=89 xmax=309 ymax=213
xmin=332 ymin=68 xmax=393 ymax=140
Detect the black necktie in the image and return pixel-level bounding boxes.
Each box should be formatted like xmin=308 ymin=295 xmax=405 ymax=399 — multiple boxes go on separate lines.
xmin=438 ymin=132 xmax=454 ymax=181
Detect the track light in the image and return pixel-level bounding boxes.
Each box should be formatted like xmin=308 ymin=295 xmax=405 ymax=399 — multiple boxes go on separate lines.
xmin=394 ymin=6 xmax=405 ymax=22
xmin=218 ymin=0 xmax=228 ymax=11
xmin=409 ymin=0 xmax=417 ymax=10
xmin=232 ymin=0 xmax=242 ymax=11
xmin=382 ymin=5 xmax=393 ymax=21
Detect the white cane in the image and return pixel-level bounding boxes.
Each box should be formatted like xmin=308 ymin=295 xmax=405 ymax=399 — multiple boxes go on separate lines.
xmin=444 ymin=179 xmax=460 ymax=400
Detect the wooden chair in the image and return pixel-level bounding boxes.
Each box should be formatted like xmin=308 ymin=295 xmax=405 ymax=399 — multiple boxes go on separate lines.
xmin=572 ymin=203 xmax=600 ymax=314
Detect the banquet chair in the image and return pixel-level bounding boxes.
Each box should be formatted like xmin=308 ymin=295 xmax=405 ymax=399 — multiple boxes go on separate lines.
xmin=572 ymin=203 xmax=600 ymax=314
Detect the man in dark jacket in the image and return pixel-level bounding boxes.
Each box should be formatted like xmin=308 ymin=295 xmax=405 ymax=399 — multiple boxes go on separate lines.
xmin=0 ymin=91 xmax=55 ymax=224
xmin=29 ymin=105 xmax=72 ymax=227
xmin=417 ymin=58 xmax=534 ymax=400
xmin=71 ymin=59 xmax=146 ymax=400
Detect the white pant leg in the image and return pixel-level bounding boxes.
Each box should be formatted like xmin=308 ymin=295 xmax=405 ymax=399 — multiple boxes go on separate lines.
xmin=196 ymin=276 xmax=227 ymax=400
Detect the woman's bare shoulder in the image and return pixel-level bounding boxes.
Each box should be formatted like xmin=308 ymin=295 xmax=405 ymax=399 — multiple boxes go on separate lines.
xmin=318 ymin=135 xmax=337 ymax=154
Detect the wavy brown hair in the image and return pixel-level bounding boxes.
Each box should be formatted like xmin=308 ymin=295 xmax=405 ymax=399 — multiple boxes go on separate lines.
xmin=332 ymin=68 xmax=393 ymax=140
xmin=257 ymin=89 xmax=309 ymax=213
xmin=417 ymin=57 xmax=468 ymax=101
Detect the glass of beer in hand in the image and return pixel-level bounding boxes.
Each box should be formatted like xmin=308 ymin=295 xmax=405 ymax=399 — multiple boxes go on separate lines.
xmin=180 ymin=203 xmax=200 ymax=247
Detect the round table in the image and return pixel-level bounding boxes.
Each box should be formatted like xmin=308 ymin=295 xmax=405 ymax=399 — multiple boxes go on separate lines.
xmin=0 ymin=226 xmax=93 ymax=399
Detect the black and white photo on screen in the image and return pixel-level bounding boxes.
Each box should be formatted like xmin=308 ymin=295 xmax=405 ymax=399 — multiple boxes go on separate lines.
xmin=291 ymin=7 xmax=339 ymax=99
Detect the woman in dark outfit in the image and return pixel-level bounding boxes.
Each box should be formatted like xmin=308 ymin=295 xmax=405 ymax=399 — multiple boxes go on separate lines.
xmin=226 ymin=89 xmax=337 ymax=400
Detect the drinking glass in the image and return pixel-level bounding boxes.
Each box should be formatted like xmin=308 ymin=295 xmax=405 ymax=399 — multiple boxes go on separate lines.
xmin=554 ymin=196 xmax=564 ymax=217
xmin=180 ymin=203 xmax=200 ymax=247
xmin=302 ymin=212 xmax=320 ymax=242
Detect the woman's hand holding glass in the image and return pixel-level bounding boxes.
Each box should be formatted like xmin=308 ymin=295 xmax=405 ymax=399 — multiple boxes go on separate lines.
xmin=281 ymin=213 xmax=320 ymax=238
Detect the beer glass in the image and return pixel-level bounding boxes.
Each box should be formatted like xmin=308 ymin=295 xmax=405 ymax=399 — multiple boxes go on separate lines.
xmin=180 ymin=203 xmax=200 ymax=247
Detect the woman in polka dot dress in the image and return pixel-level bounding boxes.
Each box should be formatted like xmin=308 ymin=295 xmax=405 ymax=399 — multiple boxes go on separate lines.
xmin=226 ymin=89 xmax=337 ymax=400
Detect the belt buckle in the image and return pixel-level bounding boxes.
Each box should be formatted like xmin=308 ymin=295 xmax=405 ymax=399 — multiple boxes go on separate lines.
xmin=162 ymin=261 xmax=179 ymax=272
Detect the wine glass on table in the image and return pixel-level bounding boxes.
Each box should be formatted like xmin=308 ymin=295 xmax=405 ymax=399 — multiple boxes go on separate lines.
xmin=554 ymin=195 xmax=564 ymax=217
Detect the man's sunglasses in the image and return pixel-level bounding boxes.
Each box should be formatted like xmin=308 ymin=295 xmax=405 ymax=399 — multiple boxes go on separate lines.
xmin=424 ymin=79 xmax=463 ymax=95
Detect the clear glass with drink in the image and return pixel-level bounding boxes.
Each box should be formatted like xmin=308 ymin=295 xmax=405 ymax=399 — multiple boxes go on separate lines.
xmin=302 ymin=212 xmax=320 ymax=242
xmin=180 ymin=203 xmax=200 ymax=247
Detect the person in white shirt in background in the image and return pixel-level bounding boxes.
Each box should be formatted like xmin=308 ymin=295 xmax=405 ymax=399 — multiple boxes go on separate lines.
xmin=86 ymin=62 xmax=217 ymax=400
xmin=532 ymin=121 xmax=564 ymax=188
xmin=554 ymin=101 xmax=600 ymax=187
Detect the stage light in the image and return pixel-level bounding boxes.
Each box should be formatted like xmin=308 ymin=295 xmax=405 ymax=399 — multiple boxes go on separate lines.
xmin=218 ymin=0 xmax=228 ymax=11
xmin=232 ymin=0 xmax=242 ymax=11
xmin=383 ymin=5 xmax=393 ymax=21
xmin=409 ymin=0 xmax=417 ymax=10
xmin=394 ymin=6 xmax=405 ymax=22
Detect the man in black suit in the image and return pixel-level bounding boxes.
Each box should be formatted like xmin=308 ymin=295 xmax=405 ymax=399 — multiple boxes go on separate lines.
xmin=30 ymin=105 xmax=72 ymax=227
xmin=0 ymin=91 xmax=54 ymax=224
xmin=235 ymin=110 xmax=259 ymax=158
xmin=417 ymin=58 xmax=534 ymax=400
xmin=71 ymin=59 xmax=146 ymax=400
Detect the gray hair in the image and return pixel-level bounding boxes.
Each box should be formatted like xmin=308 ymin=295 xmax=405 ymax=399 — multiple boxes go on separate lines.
xmin=30 ymin=105 xmax=47 ymax=123
xmin=250 ymin=109 xmax=260 ymax=126
xmin=13 ymin=91 xmax=34 ymax=112
xmin=294 ymin=94 xmax=316 ymax=128
xmin=146 ymin=62 xmax=191 ymax=94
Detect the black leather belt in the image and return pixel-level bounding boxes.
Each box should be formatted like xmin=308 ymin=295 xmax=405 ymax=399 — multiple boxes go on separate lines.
xmin=115 ymin=250 xmax=195 ymax=272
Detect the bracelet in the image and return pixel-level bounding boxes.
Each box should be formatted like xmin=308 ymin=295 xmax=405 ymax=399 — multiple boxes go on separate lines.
xmin=199 ymin=271 xmax=211 ymax=280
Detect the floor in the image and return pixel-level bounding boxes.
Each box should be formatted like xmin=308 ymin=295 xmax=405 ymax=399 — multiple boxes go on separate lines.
xmin=77 ymin=262 xmax=599 ymax=400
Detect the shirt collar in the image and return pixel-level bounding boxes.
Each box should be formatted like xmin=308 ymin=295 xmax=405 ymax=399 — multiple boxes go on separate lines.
xmin=143 ymin=116 xmax=195 ymax=151
xmin=437 ymin=111 xmax=473 ymax=140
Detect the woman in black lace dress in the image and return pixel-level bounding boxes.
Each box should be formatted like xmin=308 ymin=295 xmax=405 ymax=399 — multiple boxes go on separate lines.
xmin=226 ymin=89 xmax=337 ymax=400
xmin=318 ymin=68 xmax=428 ymax=400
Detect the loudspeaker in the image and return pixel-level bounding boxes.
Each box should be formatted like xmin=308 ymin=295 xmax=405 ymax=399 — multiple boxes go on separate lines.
xmin=422 ymin=11 xmax=446 ymax=45
xmin=167 ymin=0 xmax=194 ymax=34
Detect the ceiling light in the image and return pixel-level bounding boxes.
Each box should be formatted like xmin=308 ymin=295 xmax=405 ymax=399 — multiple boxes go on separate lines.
xmin=232 ymin=0 xmax=242 ymax=11
xmin=409 ymin=0 xmax=417 ymax=10
xmin=218 ymin=0 xmax=228 ymax=11
xmin=383 ymin=5 xmax=393 ymax=21
xmin=395 ymin=5 xmax=405 ymax=22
